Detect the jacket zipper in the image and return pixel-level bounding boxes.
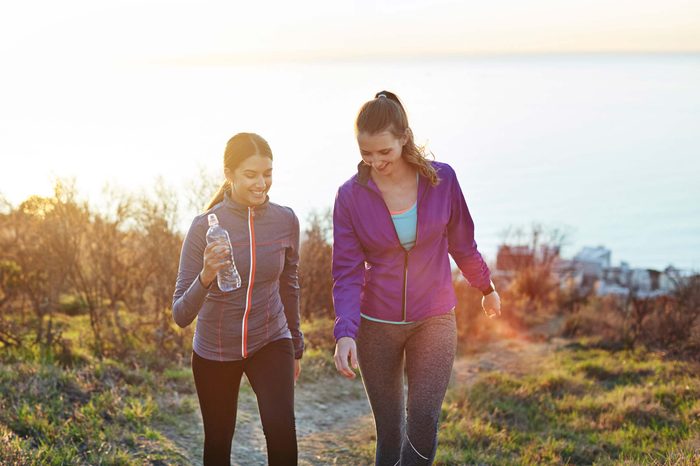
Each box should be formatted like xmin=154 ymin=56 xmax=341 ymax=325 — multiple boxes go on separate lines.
xmin=241 ymin=207 xmax=256 ymax=358
xmin=401 ymin=251 xmax=409 ymax=321
xmin=360 ymin=175 xmax=427 ymax=322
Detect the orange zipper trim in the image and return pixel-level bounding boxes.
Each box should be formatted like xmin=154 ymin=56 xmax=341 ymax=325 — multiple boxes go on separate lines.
xmin=241 ymin=208 xmax=256 ymax=358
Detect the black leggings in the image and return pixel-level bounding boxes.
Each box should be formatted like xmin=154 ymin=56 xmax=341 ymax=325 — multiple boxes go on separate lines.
xmin=191 ymin=338 xmax=297 ymax=466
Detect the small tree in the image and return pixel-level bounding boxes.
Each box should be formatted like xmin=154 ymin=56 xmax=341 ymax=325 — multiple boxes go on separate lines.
xmin=650 ymin=275 xmax=700 ymax=352
xmin=10 ymin=190 xmax=77 ymax=348
xmin=299 ymin=209 xmax=333 ymax=320
xmin=0 ymin=259 xmax=25 ymax=347
xmin=498 ymin=223 xmax=571 ymax=327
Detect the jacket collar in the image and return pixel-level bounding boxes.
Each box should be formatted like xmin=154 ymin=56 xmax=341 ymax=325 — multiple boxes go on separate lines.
xmin=222 ymin=190 xmax=270 ymax=217
xmin=354 ymin=161 xmax=428 ymax=202
xmin=356 ymin=161 xmax=372 ymax=186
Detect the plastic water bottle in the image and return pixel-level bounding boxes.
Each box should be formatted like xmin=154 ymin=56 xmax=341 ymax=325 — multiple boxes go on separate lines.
xmin=206 ymin=213 xmax=242 ymax=291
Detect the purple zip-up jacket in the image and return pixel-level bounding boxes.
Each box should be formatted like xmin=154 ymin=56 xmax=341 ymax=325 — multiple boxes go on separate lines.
xmin=332 ymin=161 xmax=491 ymax=341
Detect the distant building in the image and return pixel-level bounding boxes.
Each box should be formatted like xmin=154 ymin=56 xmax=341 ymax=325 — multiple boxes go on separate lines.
xmin=536 ymin=244 xmax=561 ymax=266
xmin=496 ymin=245 xmax=534 ymax=272
xmin=573 ymin=246 xmax=611 ymax=279
xmin=595 ymin=280 xmax=630 ymax=298
xmin=571 ymin=246 xmax=611 ymax=292
xmin=595 ymin=263 xmax=682 ymax=298
xmin=492 ymin=242 xmax=688 ymax=299
xmin=554 ymin=257 xmax=585 ymax=292
xmin=660 ymin=266 xmax=682 ymax=291
xmin=602 ymin=261 xmax=630 ymax=287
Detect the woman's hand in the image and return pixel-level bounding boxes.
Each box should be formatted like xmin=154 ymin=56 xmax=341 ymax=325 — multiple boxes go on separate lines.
xmin=294 ymin=359 xmax=301 ymax=384
xmin=482 ymin=291 xmax=502 ymax=319
xmin=200 ymin=240 xmax=232 ymax=286
xmin=334 ymin=337 xmax=359 ymax=379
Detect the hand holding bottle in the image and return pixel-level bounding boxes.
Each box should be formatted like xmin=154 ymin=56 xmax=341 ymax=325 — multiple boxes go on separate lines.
xmin=200 ymin=240 xmax=233 ymax=287
xmin=203 ymin=213 xmax=242 ymax=291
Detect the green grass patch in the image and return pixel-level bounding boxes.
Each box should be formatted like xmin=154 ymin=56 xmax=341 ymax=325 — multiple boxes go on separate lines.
xmin=437 ymin=345 xmax=700 ymax=465
xmin=298 ymin=347 xmax=336 ymax=383
xmin=301 ymin=316 xmax=336 ymax=351
xmin=0 ymin=355 xmax=196 ymax=465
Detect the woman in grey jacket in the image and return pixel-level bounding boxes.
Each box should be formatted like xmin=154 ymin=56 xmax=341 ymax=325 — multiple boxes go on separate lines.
xmin=172 ymin=133 xmax=303 ymax=466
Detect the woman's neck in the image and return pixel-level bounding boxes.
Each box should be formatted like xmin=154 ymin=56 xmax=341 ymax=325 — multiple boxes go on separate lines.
xmin=371 ymin=158 xmax=415 ymax=187
xmin=371 ymin=158 xmax=418 ymax=212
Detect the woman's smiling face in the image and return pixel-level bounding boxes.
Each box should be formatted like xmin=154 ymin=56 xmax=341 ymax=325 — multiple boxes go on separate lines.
xmin=226 ymin=154 xmax=272 ymax=206
xmin=357 ymin=129 xmax=407 ymax=177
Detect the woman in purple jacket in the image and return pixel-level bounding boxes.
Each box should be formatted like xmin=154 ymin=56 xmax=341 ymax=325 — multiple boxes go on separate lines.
xmin=332 ymin=91 xmax=501 ymax=465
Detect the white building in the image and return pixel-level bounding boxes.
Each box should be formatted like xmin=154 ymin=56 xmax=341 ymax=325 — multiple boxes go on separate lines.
xmin=573 ymin=246 xmax=611 ymax=280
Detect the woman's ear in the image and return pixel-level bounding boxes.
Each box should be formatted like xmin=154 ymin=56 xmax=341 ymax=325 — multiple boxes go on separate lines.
xmin=224 ymin=167 xmax=233 ymax=183
xmin=401 ymin=128 xmax=412 ymax=146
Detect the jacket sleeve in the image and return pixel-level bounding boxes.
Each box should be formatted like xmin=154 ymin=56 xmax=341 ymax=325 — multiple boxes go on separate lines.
xmin=445 ymin=166 xmax=492 ymax=292
xmin=331 ymin=188 xmax=366 ymax=341
xmin=172 ymin=217 xmax=210 ymax=328
xmin=280 ymin=211 xmax=304 ymax=359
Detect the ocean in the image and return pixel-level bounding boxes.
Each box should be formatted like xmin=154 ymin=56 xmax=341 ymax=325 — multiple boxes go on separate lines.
xmin=1 ymin=54 xmax=698 ymax=270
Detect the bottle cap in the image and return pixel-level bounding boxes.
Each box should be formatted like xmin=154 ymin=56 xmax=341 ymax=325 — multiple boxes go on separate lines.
xmin=207 ymin=213 xmax=218 ymax=226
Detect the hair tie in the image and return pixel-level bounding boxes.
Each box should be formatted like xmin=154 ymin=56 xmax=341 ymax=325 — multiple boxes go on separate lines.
xmin=377 ymin=93 xmax=387 ymax=99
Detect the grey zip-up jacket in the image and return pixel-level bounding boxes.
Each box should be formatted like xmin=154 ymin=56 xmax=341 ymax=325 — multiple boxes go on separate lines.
xmin=172 ymin=192 xmax=304 ymax=361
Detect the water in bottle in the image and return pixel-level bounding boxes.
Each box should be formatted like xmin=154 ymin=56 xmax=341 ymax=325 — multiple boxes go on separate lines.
xmin=206 ymin=213 xmax=242 ymax=291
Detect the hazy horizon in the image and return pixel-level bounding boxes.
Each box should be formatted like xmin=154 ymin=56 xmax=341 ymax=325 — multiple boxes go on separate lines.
xmin=2 ymin=53 xmax=698 ymax=272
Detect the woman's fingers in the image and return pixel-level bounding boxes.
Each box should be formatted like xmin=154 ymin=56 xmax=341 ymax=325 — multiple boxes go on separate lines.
xmin=334 ymin=338 xmax=358 ymax=379
xmin=294 ymin=359 xmax=301 ymax=385
xmin=482 ymin=292 xmax=502 ymax=318
xmin=333 ymin=352 xmax=351 ymax=378
xmin=204 ymin=241 xmax=231 ymax=272
xmin=350 ymin=345 xmax=358 ymax=370
xmin=334 ymin=347 xmax=349 ymax=378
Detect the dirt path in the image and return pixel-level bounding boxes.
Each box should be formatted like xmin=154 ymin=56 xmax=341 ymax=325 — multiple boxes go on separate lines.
xmin=163 ymin=320 xmax=566 ymax=465
xmin=452 ymin=332 xmax=568 ymax=389
xmin=229 ymin=375 xmax=373 ymax=466
xmin=162 ymin=374 xmax=373 ymax=466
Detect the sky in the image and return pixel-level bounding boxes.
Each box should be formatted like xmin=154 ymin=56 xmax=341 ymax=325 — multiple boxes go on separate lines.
xmin=1 ymin=0 xmax=699 ymax=69
xmin=1 ymin=0 xmax=699 ymax=269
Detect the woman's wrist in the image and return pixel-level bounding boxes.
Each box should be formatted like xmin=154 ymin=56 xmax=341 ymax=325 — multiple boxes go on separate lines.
xmin=198 ymin=271 xmax=214 ymax=289
xmin=481 ymin=280 xmax=496 ymax=296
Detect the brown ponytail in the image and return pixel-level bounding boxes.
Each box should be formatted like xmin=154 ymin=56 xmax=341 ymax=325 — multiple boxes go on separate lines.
xmin=205 ymin=180 xmax=232 ymax=212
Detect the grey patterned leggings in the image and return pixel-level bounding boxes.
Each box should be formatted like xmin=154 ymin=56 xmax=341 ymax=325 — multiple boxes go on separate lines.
xmin=357 ymin=310 xmax=457 ymax=466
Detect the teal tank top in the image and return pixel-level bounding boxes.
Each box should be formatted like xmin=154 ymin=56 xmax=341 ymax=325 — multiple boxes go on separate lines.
xmin=390 ymin=201 xmax=417 ymax=251
xmin=360 ymin=201 xmax=418 ymax=325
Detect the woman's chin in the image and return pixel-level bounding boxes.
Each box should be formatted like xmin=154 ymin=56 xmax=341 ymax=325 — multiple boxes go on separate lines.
xmin=373 ymin=163 xmax=391 ymax=175
xmin=248 ymin=195 xmax=266 ymax=205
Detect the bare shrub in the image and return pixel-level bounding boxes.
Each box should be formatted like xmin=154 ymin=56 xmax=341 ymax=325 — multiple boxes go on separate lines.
xmin=299 ymin=209 xmax=333 ymax=320
xmin=563 ymin=276 xmax=700 ymax=358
